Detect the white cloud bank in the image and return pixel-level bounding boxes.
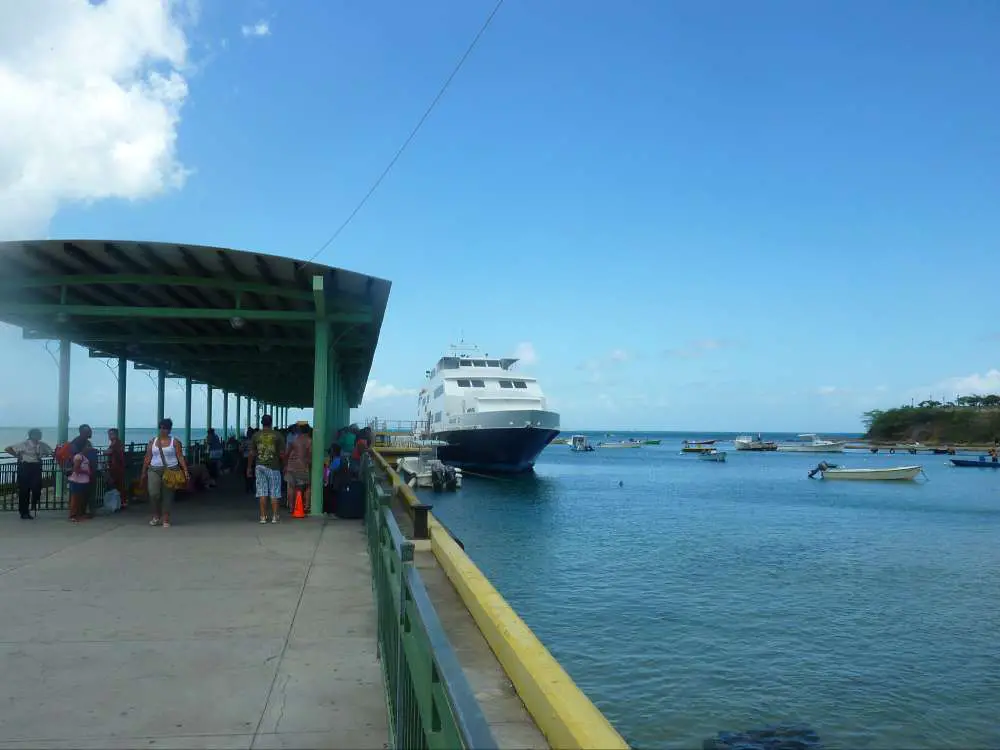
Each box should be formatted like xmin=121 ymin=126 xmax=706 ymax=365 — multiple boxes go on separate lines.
xmin=0 ymin=0 xmax=193 ymax=240
xmin=241 ymin=20 xmax=270 ymax=38
xmin=514 ymin=341 xmax=538 ymax=366
xmin=933 ymin=369 xmax=1000 ymax=396
xmin=363 ymin=380 xmax=418 ymax=401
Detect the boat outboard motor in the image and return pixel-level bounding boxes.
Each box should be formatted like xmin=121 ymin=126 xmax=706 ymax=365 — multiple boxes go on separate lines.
xmin=431 ymin=464 xmax=446 ymax=492
xmin=807 ymin=460 xmax=838 ymax=479
xmin=442 ymin=465 xmax=458 ymax=491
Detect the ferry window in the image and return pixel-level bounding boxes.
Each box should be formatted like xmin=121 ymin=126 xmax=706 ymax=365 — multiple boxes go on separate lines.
xmin=434 ymin=411 xmax=442 ymax=423
xmin=460 ymin=360 xmax=472 ymax=367
xmin=499 ymin=380 xmax=513 ymax=388
xmin=457 ymin=379 xmax=471 ymax=387
xmin=513 ymin=380 xmax=528 ymax=388
xmin=487 ymin=359 xmax=501 ymax=367
xmin=470 ymin=379 xmax=486 ymax=388
xmin=472 ymin=360 xmax=486 ymax=367
xmin=433 ymin=385 xmax=444 ymax=398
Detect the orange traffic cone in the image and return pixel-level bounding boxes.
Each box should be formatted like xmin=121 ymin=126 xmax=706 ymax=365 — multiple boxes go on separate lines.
xmin=292 ymin=489 xmax=306 ymax=519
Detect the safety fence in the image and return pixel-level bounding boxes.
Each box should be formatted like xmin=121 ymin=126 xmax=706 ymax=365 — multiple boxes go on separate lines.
xmin=363 ymin=456 xmax=497 ymax=750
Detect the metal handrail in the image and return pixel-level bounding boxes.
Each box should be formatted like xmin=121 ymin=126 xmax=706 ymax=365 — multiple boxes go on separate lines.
xmin=364 ymin=459 xmax=497 ymax=750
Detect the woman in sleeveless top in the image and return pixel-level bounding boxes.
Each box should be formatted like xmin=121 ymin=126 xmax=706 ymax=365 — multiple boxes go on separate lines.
xmin=141 ymin=418 xmax=190 ymax=529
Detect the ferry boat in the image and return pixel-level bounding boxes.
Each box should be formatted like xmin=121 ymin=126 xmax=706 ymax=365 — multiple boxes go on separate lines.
xmin=415 ymin=344 xmax=561 ymax=473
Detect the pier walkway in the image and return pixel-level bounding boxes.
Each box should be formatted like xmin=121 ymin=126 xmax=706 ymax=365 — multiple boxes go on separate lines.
xmin=0 ymin=487 xmax=387 ymax=750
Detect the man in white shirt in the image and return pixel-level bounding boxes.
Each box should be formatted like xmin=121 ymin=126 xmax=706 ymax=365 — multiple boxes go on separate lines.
xmin=4 ymin=428 xmax=53 ymax=519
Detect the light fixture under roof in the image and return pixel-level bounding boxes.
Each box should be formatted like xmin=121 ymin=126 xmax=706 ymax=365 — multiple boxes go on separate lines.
xmin=229 ymin=316 xmax=246 ymax=330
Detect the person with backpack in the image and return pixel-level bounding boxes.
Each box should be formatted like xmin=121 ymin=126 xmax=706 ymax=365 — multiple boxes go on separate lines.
xmin=141 ymin=418 xmax=191 ymax=529
xmin=4 ymin=428 xmax=53 ymax=519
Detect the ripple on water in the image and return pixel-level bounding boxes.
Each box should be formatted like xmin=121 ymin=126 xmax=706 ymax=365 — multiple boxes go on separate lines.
xmin=426 ymin=443 xmax=1000 ymax=750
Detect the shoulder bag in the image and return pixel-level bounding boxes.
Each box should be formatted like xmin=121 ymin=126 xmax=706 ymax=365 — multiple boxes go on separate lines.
xmin=156 ymin=439 xmax=187 ymax=491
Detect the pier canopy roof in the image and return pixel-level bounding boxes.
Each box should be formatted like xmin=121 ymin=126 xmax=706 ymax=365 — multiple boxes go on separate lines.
xmin=0 ymin=240 xmax=391 ymax=408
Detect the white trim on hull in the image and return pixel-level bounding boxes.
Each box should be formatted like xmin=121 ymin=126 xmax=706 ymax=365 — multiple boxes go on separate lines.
xmin=821 ymin=465 xmax=922 ymax=480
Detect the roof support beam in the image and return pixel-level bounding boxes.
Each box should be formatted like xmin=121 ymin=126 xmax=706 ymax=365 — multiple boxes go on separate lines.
xmin=0 ymin=274 xmax=322 ymax=304
xmin=0 ymin=303 xmax=369 ymax=323
xmin=21 ymin=330 xmax=331 ymax=347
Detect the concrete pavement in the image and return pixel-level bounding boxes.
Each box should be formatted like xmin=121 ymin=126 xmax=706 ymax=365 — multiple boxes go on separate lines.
xmin=0 ymin=488 xmax=388 ymax=749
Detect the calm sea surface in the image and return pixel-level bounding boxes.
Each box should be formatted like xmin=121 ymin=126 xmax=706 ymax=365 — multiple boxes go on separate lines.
xmin=422 ymin=432 xmax=1000 ymax=750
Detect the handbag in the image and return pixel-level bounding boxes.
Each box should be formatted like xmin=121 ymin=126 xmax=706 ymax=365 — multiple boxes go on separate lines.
xmin=156 ymin=439 xmax=187 ymax=491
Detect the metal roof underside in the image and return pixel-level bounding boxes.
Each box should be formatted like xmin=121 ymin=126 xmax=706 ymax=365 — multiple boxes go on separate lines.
xmin=0 ymin=240 xmax=391 ymax=407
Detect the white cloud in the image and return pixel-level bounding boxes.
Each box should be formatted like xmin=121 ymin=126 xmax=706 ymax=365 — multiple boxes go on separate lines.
xmin=241 ymin=20 xmax=270 ymax=38
xmin=363 ymin=380 xmax=418 ymax=402
xmin=0 ymin=0 xmax=193 ymax=240
xmin=817 ymin=385 xmax=840 ymax=396
xmin=933 ymin=369 xmax=1000 ymax=396
xmin=513 ymin=341 xmax=538 ymax=366
xmin=609 ymin=348 xmax=630 ymax=362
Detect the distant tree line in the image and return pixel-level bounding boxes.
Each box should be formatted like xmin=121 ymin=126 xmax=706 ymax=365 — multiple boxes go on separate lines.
xmin=863 ymin=394 xmax=1000 ymax=443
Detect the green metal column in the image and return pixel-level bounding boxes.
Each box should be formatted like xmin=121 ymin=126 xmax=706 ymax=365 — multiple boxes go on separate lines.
xmin=236 ymin=394 xmax=242 ymax=439
xmin=117 ymin=357 xmax=127 ymax=438
xmin=255 ymin=401 xmax=261 ymax=426
xmin=206 ymin=385 xmax=214 ymax=435
xmin=56 ymin=338 xmax=71 ymax=499
xmin=246 ymin=397 xmax=252 ymax=429
xmin=310 ymin=276 xmax=329 ymax=517
xmin=222 ymin=390 xmax=229 ymax=439
xmin=184 ymin=378 xmax=192 ymax=455
xmin=157 ymin=369 xmax=166 ymax=424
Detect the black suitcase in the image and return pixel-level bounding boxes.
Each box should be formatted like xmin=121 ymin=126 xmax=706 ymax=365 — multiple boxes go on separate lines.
xmin=335 ymin=479 xmax=365 ymax=519
xmin=322 ymin=484 xmax=338 ymax=515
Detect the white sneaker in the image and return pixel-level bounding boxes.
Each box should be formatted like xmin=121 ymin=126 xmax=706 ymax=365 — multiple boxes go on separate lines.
xmin=150 ymin=518 xmax=161 ymax=526
xmin=259 ymin=516 xmax=267 ymax=524
xmin=271 ymin=515 xmax=279 ymax=524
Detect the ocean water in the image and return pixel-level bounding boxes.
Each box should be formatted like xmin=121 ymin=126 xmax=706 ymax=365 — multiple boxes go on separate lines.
xmin=423 ymin=433 xmax=1000 ymax=750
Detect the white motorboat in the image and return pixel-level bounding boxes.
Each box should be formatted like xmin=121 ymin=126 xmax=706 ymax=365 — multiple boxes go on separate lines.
xmin=570 ymin=435 xmax=595 ymax=452
xmin=598 ymin=441 xmax=642 ymax=449
xmin=777 ymin=434 xmax=846 ymax=453
xmin=734 ymin=434 xmax=778 ymax=451
xmin=396 ymin=448 xmax=463 ymax=491
xmin=698 ymin=450 xmax=727 ymax=462
xmin=414 ymin=342 xmax=560 ymax=473
xmin=815 ymin=465 xmax=923 ymax=481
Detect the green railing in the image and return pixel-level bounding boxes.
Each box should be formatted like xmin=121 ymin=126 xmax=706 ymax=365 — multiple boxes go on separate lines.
xmin=364 ymin=457 xmax=498 ymax=750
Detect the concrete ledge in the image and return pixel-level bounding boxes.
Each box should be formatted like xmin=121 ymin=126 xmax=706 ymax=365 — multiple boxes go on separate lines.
xmin=428 ymin=517 xmax=629 ymax=750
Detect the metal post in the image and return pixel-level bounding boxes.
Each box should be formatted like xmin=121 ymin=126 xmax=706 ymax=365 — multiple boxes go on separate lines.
xmin=56 ymin=338 xmax=71 ymax=500
xmin=255 ymin=401 xmax=261 ymax=426
xmin=184 ymin=377 xmax=192 ymax=456
xmin=246 ymin=397 xmax=252 ymax=429
xmin=157 ymin=369 xmax=166 ymax=424
xmin=310 ymin=275 xmax=329 ymax=517
xmin=236 ymin=394 xmax=242 ymax=439
xmin=117 ymin=357 xmax=127 ymax=438
xmin=206 ymin=385 xmax=214 ymax=434
xmin=223 ymin=390 xmax=229 ymax=440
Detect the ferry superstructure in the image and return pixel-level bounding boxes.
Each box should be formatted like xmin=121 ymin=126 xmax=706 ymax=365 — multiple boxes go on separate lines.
xmin=416 ymin=344 xmax=560 ymax=473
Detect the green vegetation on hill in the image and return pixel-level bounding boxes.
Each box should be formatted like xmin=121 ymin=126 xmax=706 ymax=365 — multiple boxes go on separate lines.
xmin=864 ymin=395 xmax=1000 ymax=444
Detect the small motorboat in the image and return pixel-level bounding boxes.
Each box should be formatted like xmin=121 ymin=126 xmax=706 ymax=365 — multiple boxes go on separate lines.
xmin=778 ymin=434 xmax=847 ymax=453
xmin=698 ymin=450 xmax=727 ymax=462
xmin=734 ymin=434 xmax=778 ymax=451
xmin=809 ymin=462 xmax=923 ymax=481
xmin=950 ymin=457 xmax=1000 ymax=468
xmin=397 ymin=448 xmax=463 ymax=491
xmin=681 ymin=445 xmax=715 ymax=454
xmin=642 ymin=439 xmax=662 ymax=445
xmin=598 ymin=441 xmax=642 ymax=449
xmin=683 ymin=439 xmax=716 ymax=446
xmin=570 ymin=435 xmax=595 ymax=452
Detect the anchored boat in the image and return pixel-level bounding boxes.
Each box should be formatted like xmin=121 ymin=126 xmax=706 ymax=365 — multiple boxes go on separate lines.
xmin=734 ymin=434 xmax=778 ymax=451
xmin=698 ymin=450 xmax=727 ymax=462
xmin=950 ymin=457 xmax=1000 ymax=468
xmin=778 ymin=434 xmax=846 ymax=453
xmin=570 ymin=435 xmax=595 ymax=452
xmin=810 ymin=462 xmax=923 ymax=480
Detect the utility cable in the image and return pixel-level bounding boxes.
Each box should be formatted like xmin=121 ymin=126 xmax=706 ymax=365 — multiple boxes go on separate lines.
xmin=306 ymin=0 xmax=505 ymax=263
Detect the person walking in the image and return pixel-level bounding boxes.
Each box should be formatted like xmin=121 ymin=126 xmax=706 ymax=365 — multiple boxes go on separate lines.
xmin=105 ymin=428 xmax=127 ymax=509
xmin=141 ymin=418 xmax=190 ymax=529
xmin=4 ymin=428 xmax=53 ymax=519
xmin=284 ymin=421 xmax=312 ymax=514
xmin=249 ymin=414 xmax=285 ymax=524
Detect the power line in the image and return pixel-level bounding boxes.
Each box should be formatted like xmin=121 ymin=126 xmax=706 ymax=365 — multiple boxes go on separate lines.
xmin=306 ymin=0 xmax=505 ymax=263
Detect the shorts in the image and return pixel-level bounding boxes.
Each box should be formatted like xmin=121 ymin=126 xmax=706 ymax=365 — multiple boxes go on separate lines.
xmin=68 ymin=480 xmax=90 ymax=495
xmin=255 ymin=466 xmax=283 ymax=498
xmin=286 ymin=470 xmax=310 ymax=488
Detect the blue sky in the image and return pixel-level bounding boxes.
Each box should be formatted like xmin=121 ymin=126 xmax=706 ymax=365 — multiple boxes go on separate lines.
xmin=1 ymin=0 xmax=998 ymax=432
